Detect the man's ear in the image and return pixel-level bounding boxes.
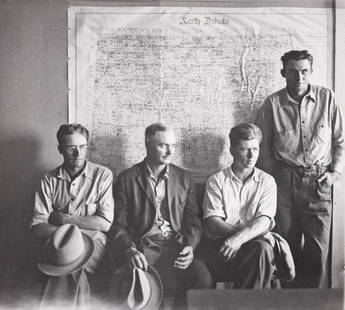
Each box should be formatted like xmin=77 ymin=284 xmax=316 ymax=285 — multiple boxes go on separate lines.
xmin=281 ymin=68 xmax=286 ymax=78
xmin=58 ymin=145 xmax=63 ymax=154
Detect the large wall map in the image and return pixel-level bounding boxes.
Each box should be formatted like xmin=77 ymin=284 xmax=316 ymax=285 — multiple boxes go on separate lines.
xmin=68 ymin=7 xmax=330 ymax=179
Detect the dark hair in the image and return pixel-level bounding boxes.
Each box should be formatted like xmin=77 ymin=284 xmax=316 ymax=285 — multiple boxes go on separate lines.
xmin=145 ymin=123 xmax=173 ymax=142
xmin=56 ymin=124 xmax=89 ymax=145
xmin=229 ymin=123 xmax=262 ymax=147
xmin=281 ymin=50 xmax=313 ymax=72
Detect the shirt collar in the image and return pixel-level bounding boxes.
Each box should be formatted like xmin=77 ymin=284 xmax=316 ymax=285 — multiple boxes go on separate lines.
xmin=144 ymin=159 xmax=169 ymax=181
xmin=56 ymin=161 xmax=92 ymax=181
xmin=285 ymin=84 xmax=315 ymax=104
xmin=227 ymin=166 xmax=259 ymax=183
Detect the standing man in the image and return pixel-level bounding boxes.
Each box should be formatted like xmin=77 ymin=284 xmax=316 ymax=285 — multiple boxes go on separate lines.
xmin=202 ymin=123 xmax=278 ymax=289
xmin=31 ymin=123 xmax=114 ymax=306
xmin=256 ymin=50 xmax=345 ymax=288
xmin=111 ymin=123 xmax=212 ymax=305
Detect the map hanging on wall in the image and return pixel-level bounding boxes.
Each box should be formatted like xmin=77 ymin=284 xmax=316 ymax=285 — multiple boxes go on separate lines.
xmin=68 ymin=6 xmax=330 ymax=178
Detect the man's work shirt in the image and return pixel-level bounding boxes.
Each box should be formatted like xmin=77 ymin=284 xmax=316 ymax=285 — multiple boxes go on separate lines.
xmin=256 ymin=85 xmax=345 ymax=174
xmin=144 ymin=162 xmax=173 ymax=237
xmin=202 ymin=167 xmax=277 ymax=240
xmin=31 ymin=161 xmax=114 ymax=245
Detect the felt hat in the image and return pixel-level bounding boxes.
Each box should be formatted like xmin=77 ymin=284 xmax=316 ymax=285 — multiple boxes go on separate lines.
xmin=110 ymin=265 xmax=163 ymax=310
xmin=37 ymin=224 xmax=94 ymax=276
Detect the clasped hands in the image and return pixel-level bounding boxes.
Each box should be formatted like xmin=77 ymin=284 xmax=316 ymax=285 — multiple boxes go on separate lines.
xmin=48 ymin=209 xmax=70 ymax=226
xmin=125 ymin=245 xmax=194 ymax=271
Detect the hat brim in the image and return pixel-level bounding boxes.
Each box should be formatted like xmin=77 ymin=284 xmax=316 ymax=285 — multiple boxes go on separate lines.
xmin=120 ymin=265 xmax=163 ymax=310
xmin=143 ymin=265 xmax=163 ymax=310
xmin=111 ymin=265 xmax=163 ymax=310
xmin=37 ymin=233 xmax=94 ymax=276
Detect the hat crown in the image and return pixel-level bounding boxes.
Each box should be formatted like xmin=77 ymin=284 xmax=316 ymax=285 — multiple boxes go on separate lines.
xmin=48 ymin=224 xmax=85 ymax=266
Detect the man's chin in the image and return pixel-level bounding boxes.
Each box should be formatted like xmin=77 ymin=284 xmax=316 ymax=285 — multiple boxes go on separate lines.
xmin=71 ymin=160 xmax=85 ymax=168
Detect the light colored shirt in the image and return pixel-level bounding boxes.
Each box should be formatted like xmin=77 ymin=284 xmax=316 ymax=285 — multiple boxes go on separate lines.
xmin=145 ymin=162 xmax=173 ymax=236
xmin=256 ymin=85 xmax=345 ymax=174
xmin=202 ymin=167 xmax=276 ymax=240
xmin=31 ymin=161 xmax=114 ymax=244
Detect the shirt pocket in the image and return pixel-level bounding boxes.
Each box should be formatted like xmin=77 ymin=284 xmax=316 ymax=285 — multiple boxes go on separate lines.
xmin=314 ymin=123 xmax=331 ymax=144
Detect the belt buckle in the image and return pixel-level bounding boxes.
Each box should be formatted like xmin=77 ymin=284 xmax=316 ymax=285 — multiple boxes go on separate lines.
xmin=303 ymin=165 xmax=313 ymax=175
xmin=161 ymin=230 xmax=169 ymax=238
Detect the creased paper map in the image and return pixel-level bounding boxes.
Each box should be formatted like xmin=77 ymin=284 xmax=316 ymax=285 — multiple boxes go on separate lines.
xmin=68 ymin=7 xmax=330 ymax=178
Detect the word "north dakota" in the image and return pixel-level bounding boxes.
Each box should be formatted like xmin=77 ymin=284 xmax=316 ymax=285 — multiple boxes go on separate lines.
xmin=180 ymin=16 xmax=230 ymax=25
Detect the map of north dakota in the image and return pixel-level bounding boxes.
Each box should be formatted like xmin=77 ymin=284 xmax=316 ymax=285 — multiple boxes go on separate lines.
xmin=68 ymin=8 xmax=329 ymax=177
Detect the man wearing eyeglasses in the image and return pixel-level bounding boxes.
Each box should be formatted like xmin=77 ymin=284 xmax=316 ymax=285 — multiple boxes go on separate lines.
xmin=30 ymin=123 xmax=114 ymax=307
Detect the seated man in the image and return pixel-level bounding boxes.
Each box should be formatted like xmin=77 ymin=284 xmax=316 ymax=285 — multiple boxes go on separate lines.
xmin=30 ymin=123 xmax=114 ymax=307
xmin=202 ymin=123 xmax=277 ymax=289
xmin=111 ymin=123 xmax=212 ymax=306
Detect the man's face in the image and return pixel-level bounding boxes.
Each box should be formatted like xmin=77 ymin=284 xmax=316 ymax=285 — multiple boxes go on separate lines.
xmin=58 ymin=133 xmax=88 ymax=171
xmin=146 ymin=129 xmax=176 ymax=166
xmin=281 ymin=59 xmax=312 ymax=97
xmin=230 ymin=138 xmax=260 ymax=170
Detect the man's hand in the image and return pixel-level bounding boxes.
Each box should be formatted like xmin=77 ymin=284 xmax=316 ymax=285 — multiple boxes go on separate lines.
xmin=174 ymin=245 xmax=194 ymax=269
xmin=220 ymin=235 xmax=243 ymax=261
xmin=48 ymin=210 xmax=69 ymax=226
xmin=317 ymin=171 xmax=341 ymax=187
xmin=125 ymin=247 xmax=148 ymax=271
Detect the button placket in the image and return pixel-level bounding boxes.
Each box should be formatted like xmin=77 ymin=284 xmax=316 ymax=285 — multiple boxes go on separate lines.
xmin=300 ymin=100 xmax=310 ymax=162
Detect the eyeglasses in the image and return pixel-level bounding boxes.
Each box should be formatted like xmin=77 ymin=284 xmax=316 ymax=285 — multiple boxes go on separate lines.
xmin=61 ymin=144 xmax=88 ymax=154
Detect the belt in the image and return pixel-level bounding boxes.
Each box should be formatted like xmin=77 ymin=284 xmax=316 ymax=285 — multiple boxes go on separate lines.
xmin=292 ymin=164 xmax=328 ymax=176
xmin=148 ymin=231 xmax=175 ymax=242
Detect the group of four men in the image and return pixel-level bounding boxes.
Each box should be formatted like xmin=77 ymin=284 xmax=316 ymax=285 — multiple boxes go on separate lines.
xmin=30 ymin=50 xmax=344 ymax=307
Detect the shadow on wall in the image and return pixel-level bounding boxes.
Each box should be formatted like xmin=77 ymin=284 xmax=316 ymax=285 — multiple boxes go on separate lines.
xmin=88 ymin=133 xmax=129 ymax=181
xmin=180 ymin=131 xmax=226 ymax=183
xmin=0 ymin=136 xmax=45 ymax=274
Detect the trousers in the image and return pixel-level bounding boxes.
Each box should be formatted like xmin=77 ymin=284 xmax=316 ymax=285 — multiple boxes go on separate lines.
xmin=146 ymin=237 xmax=213 ymax=296
xmin=273 ymin=165 xmax=332 ymax=288
xmin=202 ymin=238 xmax=276 ymax=289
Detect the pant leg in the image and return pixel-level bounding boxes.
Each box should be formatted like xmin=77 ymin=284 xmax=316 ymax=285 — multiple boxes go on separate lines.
xmin=40 ymin=269 xmax=90 ymax=310
xmin=274 ymin=166 xmax=304 ymax=269
xmin=84 ymin=232 xmax=110 ymax=301
xmin=203 ymin=238 xmax=275 ymax=289
xmin=297 ymin=174 xmax=332 ymax=288
xmin=233 ymin=239 xmax=275 ymax=289
xmin=274 ymin=166 xmax=332 ymax=288
xmin=153 ymin=240 xmax=213 ymax=295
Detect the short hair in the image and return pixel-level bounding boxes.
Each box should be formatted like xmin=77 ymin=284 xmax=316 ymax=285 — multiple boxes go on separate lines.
xmin=281 ymin=50 xmax=313 ymax=71
xmin=145 ymin=123 xmax=173 ymax=143
xmin=229 ymin=123 xmax=262 ymax=147
xmin=56 ymin=124 xmax=89 ymax=145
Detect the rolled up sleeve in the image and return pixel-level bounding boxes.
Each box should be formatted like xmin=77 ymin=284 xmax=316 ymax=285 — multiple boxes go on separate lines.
xmin=31 ymin=175 xmax=54 ymax=228
xmin=202 ymin=174 xmax=226 ymax=220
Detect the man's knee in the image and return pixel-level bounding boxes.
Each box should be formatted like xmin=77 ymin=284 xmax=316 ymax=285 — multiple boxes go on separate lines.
xmin=190 ymin=259 xmax=213 ymax=289
xmin=249 ymin=239 xmax=274 ymax=261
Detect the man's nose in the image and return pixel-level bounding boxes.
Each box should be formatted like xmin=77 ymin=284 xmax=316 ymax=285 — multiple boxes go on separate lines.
xmin=72 ymin=148 xmax=80 ymax=156
xmin=297 ymin=71 xmax=304 ymax=81
xmin=248 ymin=150 xmax=253 ymax=158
